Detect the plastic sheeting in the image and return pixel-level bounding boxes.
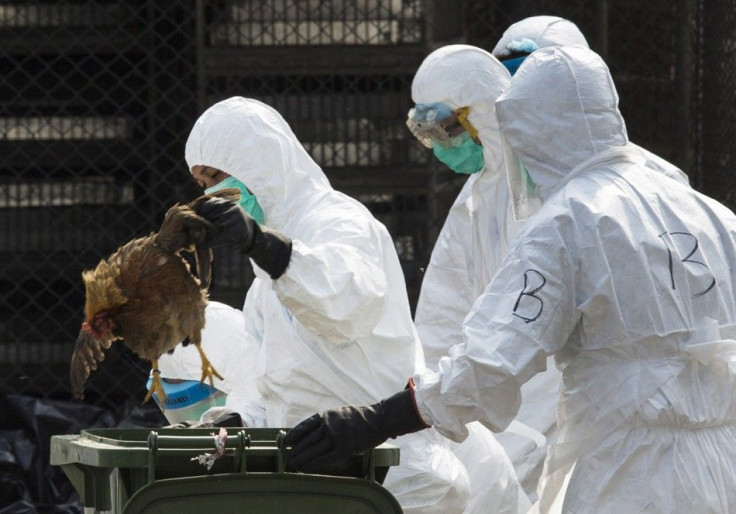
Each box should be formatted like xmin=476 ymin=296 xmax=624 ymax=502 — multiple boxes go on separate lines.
xmin=0 ymin=393 xmax=166 ymax=513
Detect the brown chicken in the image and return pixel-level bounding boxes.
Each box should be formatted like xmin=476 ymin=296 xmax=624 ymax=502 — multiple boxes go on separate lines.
xmin=70 ymin=188 xmax=240 ymax=403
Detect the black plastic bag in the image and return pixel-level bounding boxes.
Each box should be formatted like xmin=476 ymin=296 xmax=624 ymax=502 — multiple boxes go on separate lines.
xmin=0 ymin=393 xmax=166 ymax=512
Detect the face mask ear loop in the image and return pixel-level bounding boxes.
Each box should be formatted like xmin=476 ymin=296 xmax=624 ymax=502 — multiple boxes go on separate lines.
xmin=455 ymin=106 xmax=479 ymax=141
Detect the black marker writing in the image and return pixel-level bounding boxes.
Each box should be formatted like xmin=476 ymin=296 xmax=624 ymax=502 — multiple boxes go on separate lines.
xmin=658 ymin=231 xmax=716 ymax=298
xmin=513 ymin=269 xmax=546 ymax=323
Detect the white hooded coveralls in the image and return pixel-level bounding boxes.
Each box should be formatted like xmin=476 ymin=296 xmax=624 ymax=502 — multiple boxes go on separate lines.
xmin=410 ymin=45 xmax=533 ymax=513
xmin=414 ymin=46 xmax=736 ymax=513
xmin=185 ymin=97 xmax=471 ymax=513
xmin=411 ymin=18 xmax=690 ymax=498
xmin=412 ymin=42 xmax=559 ymax=501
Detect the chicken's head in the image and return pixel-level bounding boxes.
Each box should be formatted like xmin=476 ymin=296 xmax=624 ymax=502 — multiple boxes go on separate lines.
xmin=81 ymin=311 xmax=117 ymax=340
xmin=80 ymin=263 xmax=128 ymax=343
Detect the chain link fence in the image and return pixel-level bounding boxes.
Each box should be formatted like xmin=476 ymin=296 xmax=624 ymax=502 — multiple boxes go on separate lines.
xmin=1 ymin=0 xmax=733 ymax=413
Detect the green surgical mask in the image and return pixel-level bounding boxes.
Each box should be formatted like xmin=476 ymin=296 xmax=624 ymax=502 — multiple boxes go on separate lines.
xmin=432 ymin=132 xmax=485 ymax=174
xmin=205 ymin=176 xmax=265 ymax=224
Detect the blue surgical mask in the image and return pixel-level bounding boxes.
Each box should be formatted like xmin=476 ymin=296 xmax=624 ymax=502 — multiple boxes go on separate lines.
xmin=432 ymin=132 xmax=485 ymax=174
xmin=205 ymin=176 xmax=265 ymax=224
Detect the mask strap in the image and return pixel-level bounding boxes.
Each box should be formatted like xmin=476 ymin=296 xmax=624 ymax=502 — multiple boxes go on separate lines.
xmin=454 ymin=106 xmax=479 ymax=141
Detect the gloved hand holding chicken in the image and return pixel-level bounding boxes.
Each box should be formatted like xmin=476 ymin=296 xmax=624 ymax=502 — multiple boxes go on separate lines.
xmin=197 ymin=196 xmax=292 ymax=280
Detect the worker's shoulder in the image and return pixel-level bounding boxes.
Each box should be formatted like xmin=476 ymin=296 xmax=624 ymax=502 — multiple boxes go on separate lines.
xmin=311 ymin=191 xmax=378 ymax=221
xmin=297 ymin=191 xmax=383 ymax=236
xmin=554 ymin=168 xmax=635 ymax=210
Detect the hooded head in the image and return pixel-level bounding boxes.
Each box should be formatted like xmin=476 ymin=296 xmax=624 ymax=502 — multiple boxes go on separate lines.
xmin=185 ymin=97 xmax=330 ymax=230
xmin=492 ymin=16 xmax=589 ymax=75
xmin=496 ymin=46 xmax=628 ymax=216
xmin=410 ymin=44 xmax=511 ymax=174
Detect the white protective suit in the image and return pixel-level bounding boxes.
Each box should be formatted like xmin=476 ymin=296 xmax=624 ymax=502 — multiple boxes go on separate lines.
xmin=483 ymin=17 xmax=689 ymax=496
xmin=414 ymin=45 xmax=736 ymax=513
xmin=184 ymin=97 xmax=472 ymax=513
xmin=410 ymin=45 xmax=532 ymax=512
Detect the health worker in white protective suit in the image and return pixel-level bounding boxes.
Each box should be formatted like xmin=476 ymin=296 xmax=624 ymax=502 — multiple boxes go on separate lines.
xmin=407 ymin=44 xmax=532 ymax=512
xmin=488 ymin=15 xmax=691 ymax=496
xmin=285 ymin=46 xmax=736 ymax=513
xmin=185 ymin=96 xmax=472 ymax=513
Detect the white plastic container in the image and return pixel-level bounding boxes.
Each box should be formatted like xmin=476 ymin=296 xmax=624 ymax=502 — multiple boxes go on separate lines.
xmin=146 ymin=377 xmax=226 ymax=424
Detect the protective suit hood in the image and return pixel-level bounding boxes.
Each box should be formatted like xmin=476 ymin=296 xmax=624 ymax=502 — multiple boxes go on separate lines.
xmin=496 ymin=45 xmax=628 ymax=200
xmin=411 ymin=45 xmax=510 ymax=174
xmin=492 ymin=16 xmax=588 ymax=58
xmin=185 ymin=97 xmax=330 ymax=230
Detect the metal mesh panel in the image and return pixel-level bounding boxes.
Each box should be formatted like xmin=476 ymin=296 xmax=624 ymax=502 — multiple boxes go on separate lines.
xmin=207 ymin=0 xmax=424 ymax=46
xmin=698 ymin=0 xmax=736 ymax=206
xmin=1 ymin=1 xmax=198 ymax=410
xmin=1 ymin=0 xmax=733 ymax=415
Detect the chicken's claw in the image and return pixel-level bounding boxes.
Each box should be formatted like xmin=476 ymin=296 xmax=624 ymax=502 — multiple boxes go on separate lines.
xmin=145 ymin=365 xmax=167 ymax=405
xmin=195 ymin=343 xmax=224 ymax=388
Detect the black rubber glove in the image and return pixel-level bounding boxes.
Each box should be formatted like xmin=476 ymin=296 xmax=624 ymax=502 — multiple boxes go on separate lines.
xmin=198 ymin=197 xmax=292 ymax=279
xmin=284 ymin=381 xmax=430 ymax=472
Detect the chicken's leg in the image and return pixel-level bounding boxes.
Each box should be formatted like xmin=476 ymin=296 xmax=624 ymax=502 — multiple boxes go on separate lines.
xmin=144 ymin=361 xmax=167 ymax=404
xmin=195 ymin=343 xmax=224 ymax=387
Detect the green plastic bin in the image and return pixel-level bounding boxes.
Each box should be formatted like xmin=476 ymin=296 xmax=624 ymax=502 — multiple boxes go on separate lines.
xmin=50 ymin=427 xmax=402 ymax=513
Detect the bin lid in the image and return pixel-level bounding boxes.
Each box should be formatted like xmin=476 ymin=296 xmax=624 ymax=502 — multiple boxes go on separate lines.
xmin=122 ymin=473 xmax=403 ymax=514
xmin=51 ymin=428 xmax=399 ymax=481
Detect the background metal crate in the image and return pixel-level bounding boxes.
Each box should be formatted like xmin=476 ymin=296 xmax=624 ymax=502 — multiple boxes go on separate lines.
xmin=207 ymin=0 xmax=425 ymax=47
xmin=1 ymin=0 xmax=733 ymax=415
